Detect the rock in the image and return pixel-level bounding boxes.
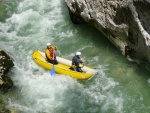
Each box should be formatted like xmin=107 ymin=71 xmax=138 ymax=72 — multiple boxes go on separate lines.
xmin=0 ymin=103 xmax=11 ymax=113
xmin=65 ymin=0 xmax=150 ymax=62
xmin=0 ymin=49 xmax=14 ymax=112
xmin=0 ymin=48 xmax=14 ymax=90
xmin=0 ymin=48 xmax=14 ymax=74
xmin=0 ymin=95 xmax=20 ymax=113
xmin=0 ymin=75 xmax=13 ymax=90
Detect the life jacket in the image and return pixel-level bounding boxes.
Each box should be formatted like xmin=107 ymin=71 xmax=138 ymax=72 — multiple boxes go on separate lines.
xmin=45 ymin=47 xmax=55 ymax=60
xmin=72 ymin=55 xmax=81 ymax=66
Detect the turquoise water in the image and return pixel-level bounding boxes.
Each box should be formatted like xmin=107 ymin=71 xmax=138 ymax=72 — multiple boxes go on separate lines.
xmin=1 ymin=0 xmax=150 ymax=113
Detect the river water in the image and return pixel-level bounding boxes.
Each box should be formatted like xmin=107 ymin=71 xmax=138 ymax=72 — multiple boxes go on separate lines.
xmin=1 ymin=0 xmax=150 ymax=113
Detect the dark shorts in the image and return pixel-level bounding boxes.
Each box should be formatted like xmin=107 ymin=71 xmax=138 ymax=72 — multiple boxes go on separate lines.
xmin=69 ymin=67 xmax=82 ymax=72
xmin=47 ymin=58 xmax=58 ymax=65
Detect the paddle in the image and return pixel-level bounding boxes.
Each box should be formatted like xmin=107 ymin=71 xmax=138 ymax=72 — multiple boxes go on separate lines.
xmin=50 ymin=50 xmax=55 ymax=76
xmin=50 ymin=65 xmax=55 ymax=76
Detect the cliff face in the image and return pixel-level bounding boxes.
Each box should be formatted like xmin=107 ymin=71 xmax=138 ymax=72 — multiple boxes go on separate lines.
xmin=65 ymin=0 xmax=150 ymax=62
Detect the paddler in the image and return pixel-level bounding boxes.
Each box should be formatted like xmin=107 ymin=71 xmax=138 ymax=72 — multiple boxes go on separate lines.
xmin=45 ymin=43 xmax=58 ymax=65
xmin=70 ymin=52 xmax=84 ymax=72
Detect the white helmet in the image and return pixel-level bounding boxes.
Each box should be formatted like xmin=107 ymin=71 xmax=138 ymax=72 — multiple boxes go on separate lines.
xmin=76 ymin=52 xmax=81 ymax=56
xmin=47 ymin=43 xmax=51 ymax=46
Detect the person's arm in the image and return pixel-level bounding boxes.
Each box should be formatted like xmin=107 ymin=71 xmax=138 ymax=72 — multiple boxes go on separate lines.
xmin=54 ymin=46 xmax=58 ymax=50
xmin=52 ymin=45 xmax=58 ymax=50
xmin=79 ymin=59 xmax=84 ymax=65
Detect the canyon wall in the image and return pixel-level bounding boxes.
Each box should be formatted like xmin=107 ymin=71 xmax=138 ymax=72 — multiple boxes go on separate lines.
xmin=65 ymin=0 xmax=150 ymax=62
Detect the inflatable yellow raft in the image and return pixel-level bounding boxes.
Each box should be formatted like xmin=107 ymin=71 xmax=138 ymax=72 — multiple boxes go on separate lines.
xmin=32 ymin=50 xmax=98 ymax=80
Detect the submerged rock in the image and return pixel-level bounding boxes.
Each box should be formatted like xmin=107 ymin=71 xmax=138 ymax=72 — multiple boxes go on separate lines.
xmin=65 ymin=0 xmax=150 ymax=62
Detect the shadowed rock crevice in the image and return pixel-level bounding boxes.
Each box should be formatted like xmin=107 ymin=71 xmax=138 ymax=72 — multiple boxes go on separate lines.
xmin=113 ymin=8 xmax=130 ymax=25
xmin=134 ymin=1 xmax=150 ymax=35
xmin=66 ymin=0 xmax=86 ymax=24
xmin=113 ymin=7 xmax=139 ymax=45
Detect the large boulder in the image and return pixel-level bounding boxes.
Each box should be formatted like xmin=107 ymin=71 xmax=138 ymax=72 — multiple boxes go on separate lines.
xmin=0 ymin=48 xmax=14 ymax=90
xmin=65 ymin=0 xmax=150 ymax=62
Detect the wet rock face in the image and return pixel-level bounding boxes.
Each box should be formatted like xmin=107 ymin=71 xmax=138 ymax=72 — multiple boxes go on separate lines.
xmin=65 ymin=0 xmax=150 ymax=62
xmin=0 ymin=48 xmax=14 ymax=90
xmin=0 ymin=75 xmax=13 ymax=90
xmin=134 ymin=1 xmax=150 ymax=35
xmin=0 ymin=49 xmax=14 ymax=74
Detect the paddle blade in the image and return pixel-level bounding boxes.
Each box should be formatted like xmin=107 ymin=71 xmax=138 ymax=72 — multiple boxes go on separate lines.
xmin=50 ymin=66 xmax=55 ymax=76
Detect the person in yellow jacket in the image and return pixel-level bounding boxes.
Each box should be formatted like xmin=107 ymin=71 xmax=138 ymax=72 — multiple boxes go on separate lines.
xmin=45 ymin=43 xmax=58 ymax=65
